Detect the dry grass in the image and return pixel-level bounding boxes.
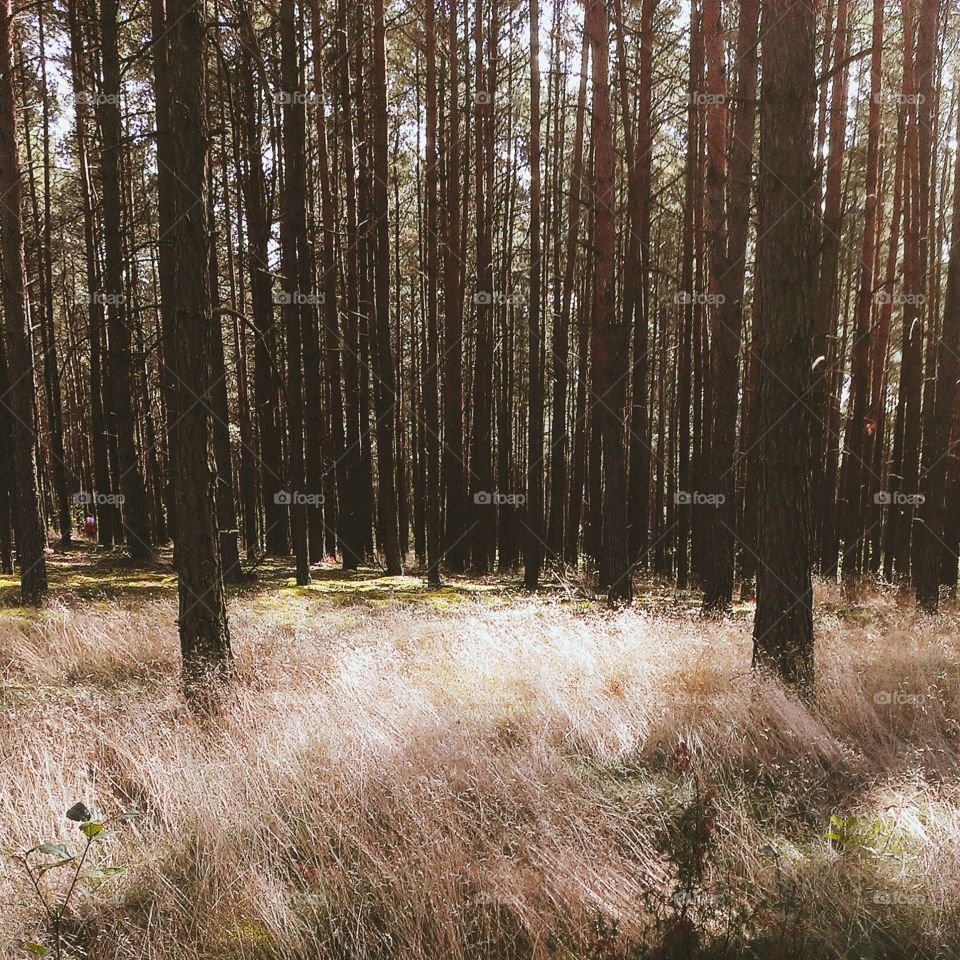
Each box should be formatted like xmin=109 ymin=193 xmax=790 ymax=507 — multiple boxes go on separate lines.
xmin=1 ymin=572 xmax=960 ymax=959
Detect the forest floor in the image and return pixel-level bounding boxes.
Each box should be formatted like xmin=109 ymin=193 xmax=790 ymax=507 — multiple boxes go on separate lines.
xmin=1 ymin=545 xmax=959 ymax=959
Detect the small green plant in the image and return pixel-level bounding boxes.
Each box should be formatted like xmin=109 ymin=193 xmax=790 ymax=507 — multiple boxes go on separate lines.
xmin=17 ymin=801 xmax=140 ymax=960
xmin=824 ymin=814 xmax=904 ymax=857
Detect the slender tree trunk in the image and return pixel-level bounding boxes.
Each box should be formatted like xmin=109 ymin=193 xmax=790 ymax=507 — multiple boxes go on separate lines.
xmin=587 ymin=0 xmax=631 ymax=604
xmin=840 ymin=0 xmax=884 ymax=580
xmin=37 ymin=5 xmax=71 ymax=548
xmin=369 ymin=0 xmax=403 ymax=575
xmin=423 ymin=0 xmax=442 ymax=585
xmin=0 ymin=0 xmax=48 ymax=605
xmin=98 ymin=0 xmax=152 ymax=558
xmin=813 ymin=0 xmax=849 ymax=576
xmin=916 ymin=117 xmax=960 ymax=610
xmin=523 ymin=0 xmax=544 ymax=588
xmin=68 ymin=0 xmax=114 ymax=548
xmin=752 ymin=0 xmax=818 ymax=690
xmin=163 ymin=0 xmax=232 ymax=695
xmin=547 ymin=33 xmax=588 ymax=566
xmin=279 ymin=0 xmax=310 ymax=585
xmin=442 ymin=0 xmax=467 ymax=572
xmin=701 ymin=0 xmax=759 ymax=611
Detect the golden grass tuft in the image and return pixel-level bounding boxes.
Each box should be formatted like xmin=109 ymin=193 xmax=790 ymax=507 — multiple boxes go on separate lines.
xmin=1 ymin=577 xmax=959 ymax=958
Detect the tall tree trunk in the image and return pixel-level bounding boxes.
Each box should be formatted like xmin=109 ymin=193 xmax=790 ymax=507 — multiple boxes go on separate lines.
xmin=587 ymin=0 xmax=631 ymax=604
xmin=701 ymin=0 xmax=759 ymax=611
xmin=468 ymin=0 xmax=496 ymax=572
xmin=279 ymin=0 xmax=310 ymax=585
xmin=839 ymin=0 xmax=884 ymax=579
xmin=442 ymin=0 xmax=467 ymax=572
xmin=547 ymin=34 xmax=588 ymax=565
xmin=370 ymin=0 xmax=403 ymax=574
xmin=915 ymin=115 xmax=960 ymax=610
xmin=0 ymin=0 xmax=48 ymax=605
xmin=812 ymin=0 xmax=849 ymax=576
xmin=68 ymin=0 xmax=114 ymax=548
xmin=37 ymin=4 xmax=71 ymax=548
xmin=423 ymin=0 xmax=442 ymax=585
xmin=163 ymin=0 xmax=232 ymax=695
xmin=309 ymin=0 xmax=349 ymax=568
xmin=523 ymin=0 xmax=544 ymax=588
xmin=337 ymin=0 xmax=365 ymax=569
xmin=752 ymin=0 xmax=818 ymax=690
xmin=98 ymin=0 xmax=152 ymax=558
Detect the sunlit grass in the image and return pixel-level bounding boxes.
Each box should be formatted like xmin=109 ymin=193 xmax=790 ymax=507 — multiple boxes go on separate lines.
xmin=1 ymin=555 xmax=959 ymax=958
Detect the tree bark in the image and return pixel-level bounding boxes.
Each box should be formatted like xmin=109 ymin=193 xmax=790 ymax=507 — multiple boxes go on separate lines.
xmin=163 ymin=0 xmax=233 ymax=695
xmin=752 ymin=0 xmax=818 ymax=690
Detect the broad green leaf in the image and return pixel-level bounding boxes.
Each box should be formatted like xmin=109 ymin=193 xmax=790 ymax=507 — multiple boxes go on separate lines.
xmin=24 ymin=941 xmax=49 ymax=956
xmin=80 ymin=822 xmax=103 ymax=839
xmin=35 ymin=842 xmax=72 ymax=859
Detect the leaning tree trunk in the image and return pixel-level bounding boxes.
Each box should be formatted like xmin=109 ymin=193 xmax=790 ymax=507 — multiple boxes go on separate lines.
xmin=0 ymin=0 xmax=48 ymax=606
xmin=752 ymin=0 xmax=818 ymax=690
xmin=162 ymin=0 xmax=232 ymax=695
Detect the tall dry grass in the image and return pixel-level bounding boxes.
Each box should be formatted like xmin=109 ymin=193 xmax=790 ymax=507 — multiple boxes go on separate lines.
xmin=1 ymin=581 xmax=959 ymax=959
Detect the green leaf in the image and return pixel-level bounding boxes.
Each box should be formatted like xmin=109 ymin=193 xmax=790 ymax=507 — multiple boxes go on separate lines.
xmin=24 ymin=941 xmax=49 ymax=956
xmin=66 ymin=803 xmax=91 ymax=823
xmin=115 ymin=810 xmax=143 ymax=822
xmin=35 ymin=842 xmax=73 ymax=859
xmin=38 ymin=857 xmax=77 ymax=874
xmin=80 ymin=822 xmax=103 ymax=839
